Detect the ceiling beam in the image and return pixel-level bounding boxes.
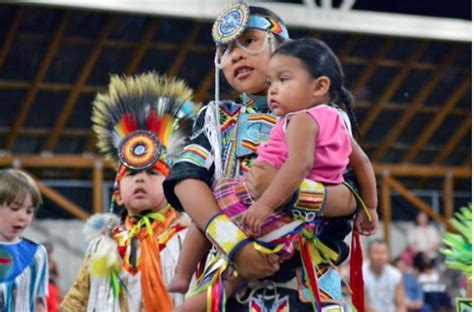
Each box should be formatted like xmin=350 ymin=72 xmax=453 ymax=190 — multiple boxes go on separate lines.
xmin=17 ymin=0 xmax=472 ymax=42
xmin=463 ymin=153 xmax=471 ymax=167
xmin=44 ymin=16 xmax=116 ymax=152
xmin=350 ymin=38 xmax=394 ymax=94
xmin=359 ymin=41 xmax=429 ymax=137
xmin=36 ymin=180 xmax=90 ymax=220
xmin=0 ymin=154 xmax=114 ymax=168
xmin=81 ymin=18 xmax=161 ymax=155
xmin=371 ymin=45 xmax=461 ymax=161
xmin=385 ymin=176 xmax=455 ymax=232
xmin=166 ymin=23 xmax=202 ymax=77
xmin=433 ymin=116 xmax=471 ymax=165
xmin=0 ymin=7 xmax=23 ymax=70
xmin=0 ymin=154 xmax=469 ymax=178
xmin=194 ymin=67 xmax=215 ymax=103
xmin=357 ymin=101 xmax=470 ymax=116
xmin=4 ymin=11 xmax=69 ymax=150
xmin=372 ymin=163 xmax=470 ymax=178
xmin=403 ymin=74 xmax=471 ymax=162
xmin=337 ymin=34 xmax=359 ymax=60
xmin=0 ymin=127 xmax=90 ymax=137
xmin=124 ymin=18 xmax=160 ymax=76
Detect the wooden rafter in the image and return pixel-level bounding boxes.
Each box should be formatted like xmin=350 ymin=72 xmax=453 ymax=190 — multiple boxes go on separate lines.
xmin=0 ymin=7 xmax=23 ymax=70
xmin=371 ymin=45 xmax=461 ymax=161
xmin=44 ymin=16 xmax=117 ymax=152
xmin=443 ymin=172 xmax=454 ymax=219
xmin=36 ymin=180 xmax=90 ymax=220
xmin=92 ymin=160 xmax=104 ymax=213
xmin=360 ymin=41 xmax=429 ymax=137
xmin=81 ymin=18 xmax=161 ymax=155
xmin=357 ymin=100 xmax=470 ymax=116
xmin=372 ymin=163 xmax=470 ymax=178
xmin=385 ymin=176 xmax=455 ymax=232
xmin=363 ymin=141 xmax=467 ymax=153
xmin=166 ymin=23 xmax=202 ymax=77
xmin=381 ymin=175 xmax=391 ymax=249
xmin=124 ymin=18 xmax=160 ymax=75
xmin=17 ymin=32 xmax=214 ymax=53
xmin=350 ymin=38 xmax=394 ymax=94
xmin=343 ymin=56 xmax=448 ymax=71
xmin=0 ymin=154 xmax=114 ymax=169
xmin=0 ymin=127 xmax=90 ymax=137
xmin=404 ymin=74 xmax=471 ymax=162
xmin=463 ymin=153 xmax=471 ymax=167
xmin=337 ymin=34 xmax=359 ymax=60
xmin=4 ymin=12 xmax=69 ymax=150
xmin=0 ymin=154 xmax=469 ymax=178
xmin=434 ymin=116 xmax=471 ymax=165
xmin=194 ymin=67 xmax=214 ymax=102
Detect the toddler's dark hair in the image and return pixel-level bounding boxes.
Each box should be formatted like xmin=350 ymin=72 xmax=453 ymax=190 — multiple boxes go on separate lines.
xmin=273 ymin=37 xmax=359 ymax=135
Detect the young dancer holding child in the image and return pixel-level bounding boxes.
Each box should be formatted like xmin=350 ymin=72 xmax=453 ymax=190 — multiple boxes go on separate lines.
xmin=169 ymin=36 xmax=378 ymax=311
xmin=61 ymin=72 xmax=199 ymax=312
xmin=0 ymin=169 xmax=48 ymax=312
xmin=164 ymin=2 xmax=377 ymax=311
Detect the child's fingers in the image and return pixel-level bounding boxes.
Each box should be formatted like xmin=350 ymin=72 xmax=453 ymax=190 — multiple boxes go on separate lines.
xmin=253 ymin=220 xmax=261 ymax=235
xmin=242 ymin=212 xmax=250 ymax=228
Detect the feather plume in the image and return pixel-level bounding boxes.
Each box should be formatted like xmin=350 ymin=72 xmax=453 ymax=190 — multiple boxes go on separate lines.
xmin=441 ymin=203 xmax=472 ymax=280
xmin=92 ymin=72 xmax=200 ymax=166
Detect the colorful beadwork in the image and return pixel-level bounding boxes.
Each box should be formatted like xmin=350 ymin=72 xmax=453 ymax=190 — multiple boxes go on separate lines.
xmin=118 ymin=130 xmax=161 ymax=170
xmin=212 ymin=2 xmax=250 ymax=44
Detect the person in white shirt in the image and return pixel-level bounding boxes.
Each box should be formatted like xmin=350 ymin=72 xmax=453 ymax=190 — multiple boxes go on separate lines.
xmin=363 ymin=240 xmax=407 ymax=312
xmin=407 ymin=212 xmax=441 ymax=259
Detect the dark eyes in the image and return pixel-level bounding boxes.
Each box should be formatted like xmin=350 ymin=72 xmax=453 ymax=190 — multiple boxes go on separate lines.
xmin=245 ymin=38 xmax=257 ymax=45
xmin=124 ymin=169 xmax=159 ymax=176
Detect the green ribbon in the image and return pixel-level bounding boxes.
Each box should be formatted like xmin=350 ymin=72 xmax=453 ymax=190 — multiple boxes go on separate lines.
xmin=128 ymin=207 xmax=169 ymax=240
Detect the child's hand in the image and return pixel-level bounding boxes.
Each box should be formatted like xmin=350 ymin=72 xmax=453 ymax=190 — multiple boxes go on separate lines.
xmin=242 ymin=202 xmax=273 ymax=235
xmin=354 ymin=208 xmax=378 ymax=236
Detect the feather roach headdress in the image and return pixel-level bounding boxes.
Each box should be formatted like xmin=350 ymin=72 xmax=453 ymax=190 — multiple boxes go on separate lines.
xmin=92 ymin=72 xmax=198 ymax=175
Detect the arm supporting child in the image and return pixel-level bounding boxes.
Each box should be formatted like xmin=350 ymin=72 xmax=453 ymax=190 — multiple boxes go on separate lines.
xmin=349 ymin=137 xmax=378 ymax=235
xmin=174 ymin=179 xmax=280 ymax=280
xmin=242 ymin=112 xmax=318 ymax=233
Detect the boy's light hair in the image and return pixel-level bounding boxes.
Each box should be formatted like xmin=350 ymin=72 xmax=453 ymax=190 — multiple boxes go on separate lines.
xmin=0 ymin=169 xmax=42 ymax=209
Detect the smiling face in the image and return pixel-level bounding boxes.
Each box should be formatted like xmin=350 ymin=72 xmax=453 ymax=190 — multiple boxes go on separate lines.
xmin=220 ymin=29 xmax=272 ymax=95
xmin=116 ymin=168 xmax=167 ymax=215
xmin=266 ymin=53 xmax=320 ymax=117
xmin=0 ymin=193 xmax=35 ymax=242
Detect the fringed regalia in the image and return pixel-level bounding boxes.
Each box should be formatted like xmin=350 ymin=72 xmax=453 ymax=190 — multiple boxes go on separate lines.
xmin=61 ymin=72 xmax=199 ymax=312
xmin=0 ymin=239 xmax=48 ymax=311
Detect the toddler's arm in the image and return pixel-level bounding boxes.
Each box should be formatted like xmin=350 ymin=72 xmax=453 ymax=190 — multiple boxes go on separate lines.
xmin=242 ymin=113 xmax=318 ymax=233
xmin=349 ymin=138 xmax=378 ymax=235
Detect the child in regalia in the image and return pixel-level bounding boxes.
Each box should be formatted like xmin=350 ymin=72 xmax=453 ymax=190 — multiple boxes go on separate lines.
xmin=0 ymin=169 xmax=48 ymax=312
xmin=61 ymin=72 xmax=199 ymax=312
xmin=165 ymin=2 xmax=377 ymax=311
xmin=170 ymin=37 xmax=378 ymax=311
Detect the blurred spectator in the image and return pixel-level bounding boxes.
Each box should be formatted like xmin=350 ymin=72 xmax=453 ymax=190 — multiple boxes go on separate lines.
xmin=363 ymin=240 xmax=406 ymax=312
xmin=417 ymin=254 xmax=453 ymax=312
xmin=400 ymin=245 xmax=416 ymax=268
xmin=44 ymin=242 xmax=61 ymax=312
xmin=394 ymin=257 xmax=430 ymax=312
xmin=407 ymin=212 xmax=441 ymax=259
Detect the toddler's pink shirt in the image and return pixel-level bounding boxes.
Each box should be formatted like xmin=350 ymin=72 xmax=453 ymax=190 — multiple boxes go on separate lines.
xmin=255 ymin=105 xmax=351 ymax=184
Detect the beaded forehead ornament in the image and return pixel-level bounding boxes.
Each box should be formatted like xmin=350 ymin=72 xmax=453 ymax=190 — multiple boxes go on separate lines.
xmin=212 ymin=1 xmax=289 ymax=45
